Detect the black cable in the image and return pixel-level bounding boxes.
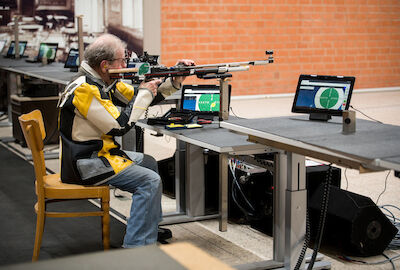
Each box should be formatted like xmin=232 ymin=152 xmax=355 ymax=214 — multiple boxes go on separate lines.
xmin=231 ymin=183 xmax=255 ymax=218
xmin=136 ymin=108 xmax=148 ymax=152
xmin=307 ymin=164 xmax=333 ymax=270
xmin=349 ymin=105 xmax=383 ymax=124
xmin=229 ymin=106 xmax=245 ymax=119
xmin=379 ymin=204 xmax=400 ymax=250
xmin=295 ymin=165 xmax=334 ymax=269
xmin=383 ymin=252 xmax=397 ymax=270
xmin=229 ymin=160 xmax=256 ymax=217
xmin=340 ymin=254 xmax=400 ymax=266
xmin=376 ymin=170 xmax=392 ymax=205
xmin=294 ymin=210 xmax=311 ymax=270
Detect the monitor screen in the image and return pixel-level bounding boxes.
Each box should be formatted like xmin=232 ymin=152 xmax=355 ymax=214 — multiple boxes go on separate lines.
xmin=291 ymin=74 xmax=355 ymax=116
xmin=181 ymin=85 xmax=226 ymax=114
xmin=37 ymin=43 xmax=58 ymax=62
xmin=6 ymin=41 xmax=27 ymax=57
xmin=0 ymin=40 xmax=6 ymax=53
xmin=64 ymin=48 xmax=80 ymax=69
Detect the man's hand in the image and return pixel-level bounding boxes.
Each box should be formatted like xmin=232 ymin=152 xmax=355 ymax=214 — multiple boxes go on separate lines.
xmin=140 ymin=79 xmax=162 ymax=96
xmin=175 ymin=59 xmax=195 ymax=67
xmin=173 ymin=59 xmax=196 ymax=85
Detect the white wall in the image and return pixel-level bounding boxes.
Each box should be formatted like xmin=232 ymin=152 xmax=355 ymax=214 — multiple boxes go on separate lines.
xmin=74 ymin=0 xmax=104 ymax=33
xmin=143 ymin=0 xmax=160 ymax=56
xmin=122 ymin=0 xmax=142 ymax=29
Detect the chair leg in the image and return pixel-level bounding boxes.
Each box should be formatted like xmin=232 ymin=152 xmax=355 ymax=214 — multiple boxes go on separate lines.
xmin=101 ymin=199 xmax=110 ymax=250
xmin=32 ymin=211 xmax=45 ymax=261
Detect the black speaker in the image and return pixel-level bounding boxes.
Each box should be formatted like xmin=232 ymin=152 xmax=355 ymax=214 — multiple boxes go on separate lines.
xmin=309 ymin=185 xmax=398 ymax=257
xmin=158 ymin=156 xmax=175 ymax=199
xmin=250 ymin=165 xmax=341 ymax=236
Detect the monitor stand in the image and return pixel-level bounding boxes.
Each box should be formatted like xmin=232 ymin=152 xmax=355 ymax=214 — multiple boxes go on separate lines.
xmin=309 ymin=113 xmax=331 ymax=121
xmin=69 ymin=67 xmax=78 ymax=72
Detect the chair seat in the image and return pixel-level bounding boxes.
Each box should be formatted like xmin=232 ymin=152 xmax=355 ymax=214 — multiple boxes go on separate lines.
xmin=43 ymin=173 xmax=110 ymax=199
xmin=44 ymin=173 xmax=86 ymax=188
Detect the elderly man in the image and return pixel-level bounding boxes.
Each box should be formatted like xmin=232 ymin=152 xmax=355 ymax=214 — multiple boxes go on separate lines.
xmin=58 ymin=33 xmax=194 ymax=247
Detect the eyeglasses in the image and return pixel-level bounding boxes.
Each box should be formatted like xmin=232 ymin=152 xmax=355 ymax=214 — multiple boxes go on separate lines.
xmin=109 ymin=58 xmax=128 ymax=64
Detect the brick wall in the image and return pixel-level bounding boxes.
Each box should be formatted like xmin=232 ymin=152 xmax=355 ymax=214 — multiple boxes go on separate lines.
xmin=161 ymin=0 xmax=400 ymax=96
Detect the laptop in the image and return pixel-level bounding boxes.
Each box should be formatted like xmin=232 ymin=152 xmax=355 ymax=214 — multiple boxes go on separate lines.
xmin=26 ymin=42 xmax=58 ymax=63
xmin=64 ymin=48 xmax=80 ymax=71
xmin=291 ymin=74 xmax=355 ymax=120
xmin=6 ymin=41 xmax=27 ymax=58
xmin=147 ymin=84 xmax=232 ymax=125
xmin=181 ymin=84 xmax=231 ymax=119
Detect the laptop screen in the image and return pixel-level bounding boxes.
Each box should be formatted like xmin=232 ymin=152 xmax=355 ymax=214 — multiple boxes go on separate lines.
xmin=181 ymin=84 xmax=231 ymax=115
xmin=64 ymin=48 xmax=80 ymax=69
xmin=6 ymin=41 xmax=27 ymax=57
xmin=292 ymin=74 xmax=355 ymax=116
xmin=37 ymin=43 xmax=58 ymax=62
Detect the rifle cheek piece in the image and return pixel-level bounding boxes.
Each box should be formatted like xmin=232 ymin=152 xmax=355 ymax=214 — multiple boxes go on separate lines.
xmin=128 ymin=88 xmax=154 ymax=124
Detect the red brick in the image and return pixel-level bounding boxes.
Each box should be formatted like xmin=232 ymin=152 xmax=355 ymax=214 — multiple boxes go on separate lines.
xmin=161 ymin=0 xmax=400 ymax=95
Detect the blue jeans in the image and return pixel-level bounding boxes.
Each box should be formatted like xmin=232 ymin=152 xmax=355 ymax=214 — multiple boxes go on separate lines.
xmin=107 ymin=152 xmax=162 ymax=248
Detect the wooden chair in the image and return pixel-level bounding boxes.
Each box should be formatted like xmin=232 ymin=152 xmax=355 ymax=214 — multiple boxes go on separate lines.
xmin=18 ymin=109 xmax=110 ymax=262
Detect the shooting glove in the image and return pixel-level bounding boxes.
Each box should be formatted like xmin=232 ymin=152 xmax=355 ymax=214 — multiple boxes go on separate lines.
xmin=128 ymin=87 xmax=154 ymax=124
xmin=157 ymin=78 xmax=181 ymax=98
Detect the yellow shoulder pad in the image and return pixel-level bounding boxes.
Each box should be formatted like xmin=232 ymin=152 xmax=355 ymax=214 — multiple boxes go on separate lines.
xmin=116 ymin=81 xmax=134 ymax=101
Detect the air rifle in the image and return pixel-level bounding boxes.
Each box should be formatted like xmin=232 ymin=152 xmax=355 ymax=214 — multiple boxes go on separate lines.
xmin=109 ymin=51 xmax=274 ymax=121
xmin=108 ymin=50 xmax=274 ymax=83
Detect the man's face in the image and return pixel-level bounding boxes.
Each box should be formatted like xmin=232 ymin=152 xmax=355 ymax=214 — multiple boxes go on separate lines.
xmin=101 ymin=47 xmax=127 ymax=85
xmin=108 ymin=47 xmax=127 ymax=69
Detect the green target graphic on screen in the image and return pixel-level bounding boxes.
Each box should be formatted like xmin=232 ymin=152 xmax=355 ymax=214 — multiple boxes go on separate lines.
xmin=41 ymin=45 xmax=56 ymax=59
xmin=314 ymin=87 xmax=344 ymax=110
xmin=198 ymin=94 xmax=220 ymax=111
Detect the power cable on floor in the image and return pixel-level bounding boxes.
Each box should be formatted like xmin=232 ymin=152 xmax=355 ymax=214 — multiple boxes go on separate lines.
xmin=338 ymin=253 xmax=400 ymax=268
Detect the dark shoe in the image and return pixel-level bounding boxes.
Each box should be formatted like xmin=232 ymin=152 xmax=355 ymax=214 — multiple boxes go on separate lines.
xmin=157 ymin=227 xmax=172 ymax=242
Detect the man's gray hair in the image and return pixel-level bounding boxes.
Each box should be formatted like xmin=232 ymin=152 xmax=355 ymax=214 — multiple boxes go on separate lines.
xmin=84 ymin=34 xmax=127 ymax=68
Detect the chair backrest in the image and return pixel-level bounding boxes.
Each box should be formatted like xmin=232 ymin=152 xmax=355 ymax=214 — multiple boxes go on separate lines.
xmin=18 ymin=110 xmax=48 ymax=198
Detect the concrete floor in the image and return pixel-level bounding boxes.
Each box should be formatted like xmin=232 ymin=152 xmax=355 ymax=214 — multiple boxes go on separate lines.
xmin=1 ymin=90 xmax=400 ymax=269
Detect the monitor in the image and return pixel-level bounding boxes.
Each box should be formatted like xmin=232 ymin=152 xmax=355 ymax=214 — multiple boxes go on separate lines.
xmin=181 ymin=84 xmax=231 ymax=116
xmin=0 ymin=40 xmax=6 ymax=54
xmin=6 ymin=41 xmax=27 ymax=57
xmin=291 ymin=74 xmax=355 ymax=120
xmin=37 ymin=42 xmax=58 ymax=62
xmin=64 ymin=48 xmax=80 ymax=71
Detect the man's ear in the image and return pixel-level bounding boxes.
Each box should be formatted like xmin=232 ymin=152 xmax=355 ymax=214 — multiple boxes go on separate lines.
xmin=100 ymin=60 xmax=108 ymax=73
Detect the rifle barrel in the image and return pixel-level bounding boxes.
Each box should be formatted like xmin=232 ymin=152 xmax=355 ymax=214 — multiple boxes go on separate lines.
xmin=187 ymin=60 xmax=270 ymax=69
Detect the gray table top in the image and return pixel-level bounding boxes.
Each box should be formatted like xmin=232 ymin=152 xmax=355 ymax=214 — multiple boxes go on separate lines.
xmin=221 ymin=115 xmax=400 ymax=171
xmin=0 ymin=57 xmax=76 ymax=85
xmin=137 ymin=120 xmax=270 ymax=154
